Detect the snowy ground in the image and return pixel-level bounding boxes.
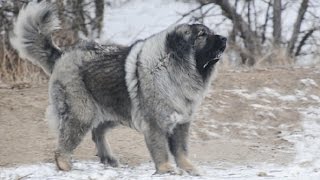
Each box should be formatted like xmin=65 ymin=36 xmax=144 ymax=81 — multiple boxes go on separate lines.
xmin=1 ymin=112 xmax=320 ymax=180
xmin=1 ymin=161 xmax=320 ymax=180
xmin=1 ymin=67 xmax=320 ymax=180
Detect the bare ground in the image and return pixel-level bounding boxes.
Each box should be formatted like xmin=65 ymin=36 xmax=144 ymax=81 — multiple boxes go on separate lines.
xmin=1 ymin=66 xmax=319 ymax=169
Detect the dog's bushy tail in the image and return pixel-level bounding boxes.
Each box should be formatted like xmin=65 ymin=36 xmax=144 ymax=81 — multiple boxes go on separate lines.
xmin=10 ymin=1 xmax=61 ymax=75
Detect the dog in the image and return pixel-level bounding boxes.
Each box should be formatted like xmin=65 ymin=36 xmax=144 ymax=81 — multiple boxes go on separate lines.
xmin=10 ymin=1 xmax=226 ymax=175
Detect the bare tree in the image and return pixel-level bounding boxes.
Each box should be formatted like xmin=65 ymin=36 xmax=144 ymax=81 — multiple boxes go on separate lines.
xmin=199 ymin=0 xmax=261 ymax=65
xmin=195 ymin=0 xmax=319 ymax=65
xmin=0 ymin=0 xmax=106 ymax=83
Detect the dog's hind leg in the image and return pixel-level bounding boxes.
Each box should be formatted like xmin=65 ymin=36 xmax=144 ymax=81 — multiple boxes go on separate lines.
xmin=92 ymin=121 xmax=119 ymax=167
xmin=50 ymin=81 xmax=95 ymax=171
xmin=55 ymin=116 xmax=91 ymax=171
xmin=168 ymin=122 xmax=200 ymax=176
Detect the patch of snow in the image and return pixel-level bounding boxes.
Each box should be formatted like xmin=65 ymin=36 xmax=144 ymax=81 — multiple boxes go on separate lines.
xmin=259 ymin=88 xmax=281 ymax=97
xmin=200 ymin=129 xmax=221 ymax=138
xmin=300 ymin=79 xmax=319 ymax=88
xmin=278 ymin=95 xmax=298 ymax=102
xmin=293 ymin=90 xmax=308 ymax=101
xmin=227 ymin=87 xmax=312 ymax=103
xmin=255 ymin=111 xmax=277 ymax=119
xmin=258 ymin=88 xmax=303 ymax=102
xmin=224 ymin=89 xmax=257 ymax=100
xmin=282 ymin=106 xmax=320 ymax=175
xmin=310 ymin=95 xmax=320 ymax=102
xmin=261 ymin=98 xmax=272 ymax=103
xmin=251 ymin=104 xmax=281 ymax=110
xmin=296 ymin=107 xmax=320 ymax=168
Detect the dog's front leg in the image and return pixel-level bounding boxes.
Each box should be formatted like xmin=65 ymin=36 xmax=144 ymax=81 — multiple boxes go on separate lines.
xmin=143 ymin=125 xmax=176 ymax=175
xmin=168 ymin=122 xmax=200 ymax=176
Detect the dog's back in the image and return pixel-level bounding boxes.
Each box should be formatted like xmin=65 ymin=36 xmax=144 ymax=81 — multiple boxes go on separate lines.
xmin=52 ymin=42 xmax=133 ymax=122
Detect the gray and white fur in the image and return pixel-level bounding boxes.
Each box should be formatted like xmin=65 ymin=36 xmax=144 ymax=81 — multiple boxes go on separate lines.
xmin=11 ymin=1 xmax=226 ymax=175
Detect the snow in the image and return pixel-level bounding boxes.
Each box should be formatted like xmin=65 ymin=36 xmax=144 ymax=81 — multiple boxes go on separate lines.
xmin=225 ymin=89 xmax=257 ymax=100
xmin=1 ymin=160 xmax=320 ymax=179
xmin=101 ymin=0 xmax=199 ymax=45
xmin=310 ymin=95 xmax=320 ymax=102
xmin=227 ymin=87 xmax=319 ymax=103
xmin=291 ymin=107 xmax=320 ymax=168
xmin=300 ymin=79 xmax=319 ymax=88
xmin=101 ymin=0 xmax=235 ymax=45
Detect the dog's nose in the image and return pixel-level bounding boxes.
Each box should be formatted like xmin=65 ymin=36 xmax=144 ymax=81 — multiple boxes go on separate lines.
xmin=214 ymin=35 xmax=227 ymax=43
xmin=220 ymin=36 xmax=227 ymax=43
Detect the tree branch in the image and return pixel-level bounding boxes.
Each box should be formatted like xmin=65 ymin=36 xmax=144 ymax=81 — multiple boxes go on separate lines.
xmin=261 ymin=0 xmax=271 ymax=44
xmin=287 ymin=0 xmax=309 ymax=55
xmin=295 ymin=28 xmax=315 ymax=56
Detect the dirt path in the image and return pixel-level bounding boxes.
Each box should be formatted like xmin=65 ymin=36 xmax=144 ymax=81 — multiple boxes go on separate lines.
xmin=1 ymin=66 xmax=319 ymax=170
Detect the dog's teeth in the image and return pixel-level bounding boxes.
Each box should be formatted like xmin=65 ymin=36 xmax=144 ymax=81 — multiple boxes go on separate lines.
xmin=203 ymin=61 xmax=210 ymax=68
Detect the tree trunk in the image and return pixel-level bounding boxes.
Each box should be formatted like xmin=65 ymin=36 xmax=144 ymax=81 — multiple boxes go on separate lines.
xmin=94 ymin=0 xmax=104 ymax=38
xmin=295 ymin=28 xmax=315 ymax=56
xmin=56 ymin=0 xmax=65 ymax=25
xmin=261 ymin=0 xmax=271 ymax=44
xmin=272 ymin=0 xmax=281 ymax=47
xmin=69 ymin=0 xmax=88 ymax=36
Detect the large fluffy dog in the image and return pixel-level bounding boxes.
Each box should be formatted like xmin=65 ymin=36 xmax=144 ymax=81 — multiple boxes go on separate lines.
xmin=11 ymin=1 xmax=226 ymax=175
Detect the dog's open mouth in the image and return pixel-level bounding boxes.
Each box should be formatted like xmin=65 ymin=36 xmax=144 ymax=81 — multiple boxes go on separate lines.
xmin=203 ymin=50 xmax=224 ymax=68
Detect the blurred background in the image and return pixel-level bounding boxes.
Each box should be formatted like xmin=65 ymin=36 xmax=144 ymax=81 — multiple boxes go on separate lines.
xmin=0 ymin=0 xmax=319 ymax=84
xmin=1 ymin=1 xmax=320 ymax=179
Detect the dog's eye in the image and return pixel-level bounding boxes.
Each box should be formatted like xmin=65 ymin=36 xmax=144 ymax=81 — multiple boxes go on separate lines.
xmin=184 ymin=30 xmax=191 ymax=35
xmin=197 ymin=30 xmax=207 ymax=38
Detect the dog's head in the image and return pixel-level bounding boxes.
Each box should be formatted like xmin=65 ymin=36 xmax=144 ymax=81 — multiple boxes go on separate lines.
xmin=166 ymin=24 xmax=226 ymax=81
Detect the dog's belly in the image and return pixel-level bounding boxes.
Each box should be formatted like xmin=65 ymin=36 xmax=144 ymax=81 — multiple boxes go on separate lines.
xmin=80 ymin=53 xmax=132 ymax=123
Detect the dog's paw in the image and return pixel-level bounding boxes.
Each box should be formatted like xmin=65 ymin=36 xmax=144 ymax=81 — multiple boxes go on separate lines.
xmin=54 ymin=151 xmax=72 ymax=171
xmin=101 ymin=156 xmax=120 ymax=167
xmin=153 ymin=162 xmax=179 ymax=175
xmin=107 ymin=158 xmax=120 ymax=167
xmin=177 ymin=158 xmax=201 ymax=176
xmin=182 ymin=167 xmax=201 ymax=176
xmin=153 ymin=169 xmax=184 ymax=176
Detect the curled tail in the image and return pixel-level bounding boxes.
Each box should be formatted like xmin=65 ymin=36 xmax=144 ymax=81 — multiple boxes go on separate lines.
xmin=10 ymin=1 xmax=62 ymax=75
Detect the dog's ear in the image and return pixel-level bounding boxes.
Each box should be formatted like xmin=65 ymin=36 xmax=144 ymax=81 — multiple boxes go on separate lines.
xmin=166 ymin=29 xmax=192 ymax=60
